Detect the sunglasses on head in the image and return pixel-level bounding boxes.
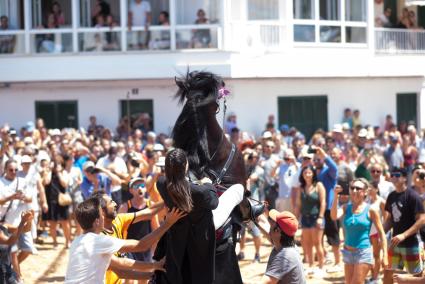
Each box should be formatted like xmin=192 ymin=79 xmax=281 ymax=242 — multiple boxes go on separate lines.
xmin=350 ymin=185 xmax=365 ymax=191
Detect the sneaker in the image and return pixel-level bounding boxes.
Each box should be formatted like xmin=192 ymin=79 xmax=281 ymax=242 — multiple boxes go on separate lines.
xmin=326 ymin=265 xmax=342 ymax=273
xmin=237 ymin=252 xmax=245 ymax=261
xmin=304 ymin=267 xmax=314 ymax=275
xmin=253 ymin=253 xmax=260 ymax=263
xmin=312 ymin=267 xmax=326 ymax=278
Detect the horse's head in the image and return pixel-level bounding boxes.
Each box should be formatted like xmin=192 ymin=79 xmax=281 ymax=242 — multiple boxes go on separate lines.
xmin=174 ymin=71 xmax=224 ymax=115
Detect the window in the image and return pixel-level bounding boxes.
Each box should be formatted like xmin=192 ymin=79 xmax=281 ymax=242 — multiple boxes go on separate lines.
xmin=30 ymin=0 xmax=74 ymax=54
xmin=0 ymin=0 xmax=25 ymax=54
xmin=293 ymin=0 xmax=367 ymax=44
xmin=320 ymin=0 xmax=340 ymax=21
xmin=31 ymin=0 xmax=72 ymax=28
xmin=294 ymin=0 xmax=315 ymax=20
xmin=35 ymin=101 xmax=79 ymax=129
xmin=247 ymin=0 xmax=279 ymax=21
xmin=278 ymin=96 xmax=328 ymax=139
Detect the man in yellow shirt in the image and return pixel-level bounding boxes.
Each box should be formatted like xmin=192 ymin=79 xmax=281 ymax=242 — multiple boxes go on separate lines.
xmin=92 ymin=187 xmax=168 ymax=284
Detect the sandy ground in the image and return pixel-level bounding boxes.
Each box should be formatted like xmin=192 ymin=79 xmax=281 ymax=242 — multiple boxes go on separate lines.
xmin=21 ymin=234 xmax=346 ymax=284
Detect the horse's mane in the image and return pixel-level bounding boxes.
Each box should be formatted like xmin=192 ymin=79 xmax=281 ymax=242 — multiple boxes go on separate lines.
xmin=172 ymin=70 xmax=223 ymax=178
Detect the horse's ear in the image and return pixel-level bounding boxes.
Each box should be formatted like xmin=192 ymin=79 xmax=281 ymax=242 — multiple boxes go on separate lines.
xmin=174 ymin=76 xmax=187 ymax=104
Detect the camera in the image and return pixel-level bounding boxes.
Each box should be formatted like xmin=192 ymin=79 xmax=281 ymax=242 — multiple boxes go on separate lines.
xmin=307 ymin=146 xmax=317 ymax=154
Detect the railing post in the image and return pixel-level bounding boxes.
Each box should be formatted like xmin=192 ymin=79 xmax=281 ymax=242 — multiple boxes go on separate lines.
xmin=367 ymin=0 xmax=375 ymax=54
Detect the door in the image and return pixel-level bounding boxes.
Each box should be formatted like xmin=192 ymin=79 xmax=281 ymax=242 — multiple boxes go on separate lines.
xmin=35 ymin=101 xmax=78 ymax=129
xmin=396 ymin=93 xmax=417 ymax=126
xmin=120 ymin=99 xmax=154 ymax=130
xmin=278 ymin=96 xmax=328 ymax=140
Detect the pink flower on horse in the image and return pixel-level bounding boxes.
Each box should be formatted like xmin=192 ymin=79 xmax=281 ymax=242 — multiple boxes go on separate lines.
xmin=218 ymin=87 xmax=230 ymax=99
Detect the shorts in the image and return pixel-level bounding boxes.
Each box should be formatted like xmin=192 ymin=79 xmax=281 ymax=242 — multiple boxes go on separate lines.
xmin=11 ymin=231 xmax=36 ymax=254
xmin=324 ymin=210 xmax=340 ymax=246
xmin=388 ymin=245 xmax=423 ymax=274
xmin=240 ymin=221 xmax=261 ymax=238
xmin=342 ymin=246 xmax=373 ymax=265
xmin=301 ymin=214 xmax=318 ymax=229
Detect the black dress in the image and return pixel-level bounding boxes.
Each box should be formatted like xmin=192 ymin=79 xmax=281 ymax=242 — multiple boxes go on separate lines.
xmin=126 ymin=199 xmax=152 ymax=261
xmin=153 ymin=176 xmax=219 ymax=284
xmin=42 ymin=173 xmax=69 ymax=221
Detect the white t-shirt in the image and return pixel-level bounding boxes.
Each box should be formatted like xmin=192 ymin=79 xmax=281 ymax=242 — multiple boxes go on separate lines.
xmin=96 ymin=155 xmax=127 ymax=192
xmin=65 ymin=232 xmax=126 ymax=283
xmin=18 ymin=166 xmax=40 ymax=211
xmin=130 ymin=1 xmax=151 ymax=27
xmin=0 ymin=176 xmax=31 ymax=226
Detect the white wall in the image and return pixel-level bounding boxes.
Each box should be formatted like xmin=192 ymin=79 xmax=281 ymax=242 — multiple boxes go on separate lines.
xmin=228 ymin=77 xmax=423 ymax=136
xmin=0 ymin=76 xmax=422 ymax=137
xmin=0 ymin=80 xmax=182 ymax=135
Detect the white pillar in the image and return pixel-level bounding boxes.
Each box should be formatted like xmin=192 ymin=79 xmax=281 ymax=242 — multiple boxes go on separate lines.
xmin=367 ymin=0 xmax=375 ymax=54
xmin=419 ymin=80 xmax=425 ymax=130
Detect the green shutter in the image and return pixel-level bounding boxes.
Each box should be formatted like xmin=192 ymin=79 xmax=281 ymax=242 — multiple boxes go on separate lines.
xmin=396 ymin=93 xmax=417 ymax=126
xmin=120 ymin=99 xmax=154 ymax=130
xmin=278 ymin=96 xmax=328 ymax=140
xmin=35 ymin=101 xmax=78 ymax=129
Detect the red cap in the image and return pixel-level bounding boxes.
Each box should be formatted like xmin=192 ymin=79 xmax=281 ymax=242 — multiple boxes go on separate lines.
xmin=269 ymin=210 xmax=298 ymax=237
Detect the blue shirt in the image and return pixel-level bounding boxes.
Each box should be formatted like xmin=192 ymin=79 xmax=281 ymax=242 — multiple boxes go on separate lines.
xmin=74 ymin=155 xmax=89 ymax=171
xmin=80 ymin=174 xmax=112 ymax=199
xmin=344 ymin=203 xmax=371 ymax=249
xmin=317 ymin=156 xmax=338 ymax=210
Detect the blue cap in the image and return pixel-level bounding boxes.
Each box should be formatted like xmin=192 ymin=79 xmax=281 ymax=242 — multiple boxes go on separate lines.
xmin=25 ymin=121 xmax=35 ymax=132
xmin=280 ymin=124 xmax=289 ymax=132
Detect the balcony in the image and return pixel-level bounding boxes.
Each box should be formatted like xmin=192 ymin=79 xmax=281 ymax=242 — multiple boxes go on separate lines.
xmin=375 ymin=28 xmax=425 ymax=54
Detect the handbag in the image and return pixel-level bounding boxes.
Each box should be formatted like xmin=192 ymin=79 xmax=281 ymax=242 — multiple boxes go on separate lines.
xmin=58 ymin=191 xmax=72 ymax=206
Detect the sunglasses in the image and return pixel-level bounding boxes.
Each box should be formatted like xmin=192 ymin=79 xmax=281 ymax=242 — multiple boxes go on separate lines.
xmin=284 ymin=157 xmax=291 ymax=161
xmin=132 ymin=183 xmax=146 ymax=189
xmin=303 ymin=157 xmax=312 ymax=161
xmin=8 ymin=168 xmax=17 ymax=173
xmin=390 ymin=172 xmax=402 ymax=178
xmin=350 ymin=186 xmax=365 ymax=191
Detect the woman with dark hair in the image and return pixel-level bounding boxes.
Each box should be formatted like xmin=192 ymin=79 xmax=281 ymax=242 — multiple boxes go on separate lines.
xmin=295 ymin=165 xmax=326 ymax=277
xmin=154 ymin=148 xmax=243 ymax=284
xmin=41 ymin=156 xmax=72 ymax=248
xmin=51 ymin=1 xmax=65 ymax=26
xmin=331 ymin=178 xmax=388 ymax=284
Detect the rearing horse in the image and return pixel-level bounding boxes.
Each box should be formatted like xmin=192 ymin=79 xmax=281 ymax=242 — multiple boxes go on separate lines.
xmin=172 ymin=71 xmax=263 ymax=284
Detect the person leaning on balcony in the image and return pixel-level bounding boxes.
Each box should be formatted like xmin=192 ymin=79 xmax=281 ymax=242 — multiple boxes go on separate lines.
xmin=0 ymin=15 xmax=16 ymax=54
xmin=128 ymin=0 xmax=152 ymax=49
xmin=375 ymin=8 xmax=393 ymax=28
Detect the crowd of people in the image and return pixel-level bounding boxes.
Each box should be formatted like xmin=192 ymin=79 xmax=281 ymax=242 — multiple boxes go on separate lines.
xmin=0 ymin=106 xmax=424 ymax=283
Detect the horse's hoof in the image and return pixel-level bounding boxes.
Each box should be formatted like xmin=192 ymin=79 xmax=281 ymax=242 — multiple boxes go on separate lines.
xmin=249 ymin=201 xmax=265 ymax=221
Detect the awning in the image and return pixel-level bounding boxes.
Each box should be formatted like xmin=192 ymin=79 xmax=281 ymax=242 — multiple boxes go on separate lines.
xmin=406 ymin=0 xmax=425 ymax=6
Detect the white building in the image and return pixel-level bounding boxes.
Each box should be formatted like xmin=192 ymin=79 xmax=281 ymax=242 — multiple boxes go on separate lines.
xmin=0 ymin=0 xmax=424 ymax=138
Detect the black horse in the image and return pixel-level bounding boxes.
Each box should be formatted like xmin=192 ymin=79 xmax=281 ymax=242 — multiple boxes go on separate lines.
xmin=172 ymin=71 xmax=264 ymax=284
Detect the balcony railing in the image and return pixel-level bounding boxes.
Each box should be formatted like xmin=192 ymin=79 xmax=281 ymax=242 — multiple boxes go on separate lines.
xmin=375 ymin=27 xmax=425 ymax=54
xmin=228 ymin=21 xmax=286 ymax=52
